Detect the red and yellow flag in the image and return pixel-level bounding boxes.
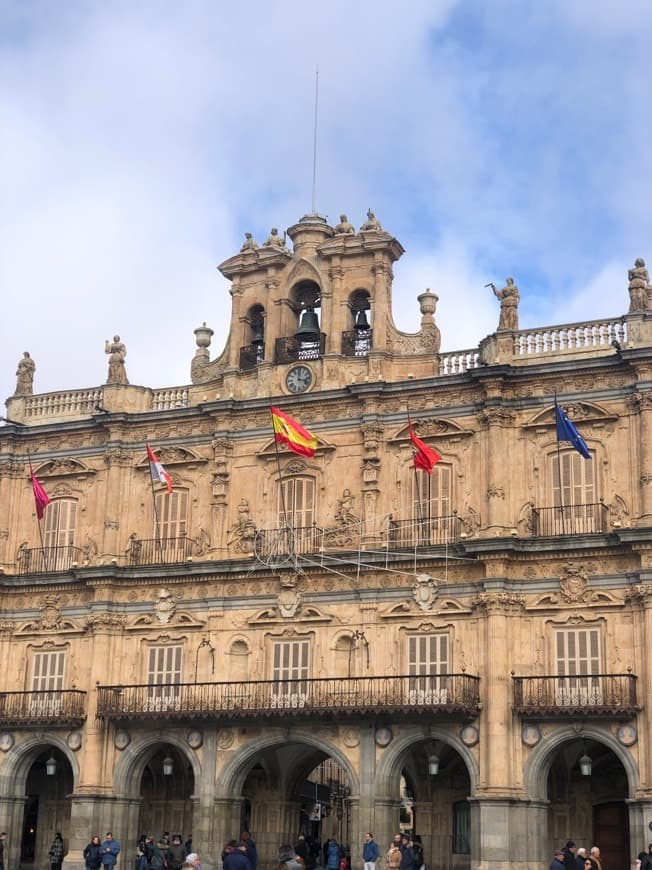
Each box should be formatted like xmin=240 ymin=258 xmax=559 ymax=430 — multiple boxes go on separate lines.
xmin=409 ymin=418 xmax=441 ymax=474
xmin=271 ymin=406 xmax=317 ymax=458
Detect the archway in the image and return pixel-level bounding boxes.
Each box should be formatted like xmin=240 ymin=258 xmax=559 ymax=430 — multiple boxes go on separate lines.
xmin=20 ymin=746 xmax=73 ymax=869
xmin=136 ymin=744 xmax=194 ymax=842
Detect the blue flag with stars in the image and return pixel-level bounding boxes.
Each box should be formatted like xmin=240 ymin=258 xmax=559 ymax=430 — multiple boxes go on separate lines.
xmin=555 ymin=404 xmax=591 ymax=459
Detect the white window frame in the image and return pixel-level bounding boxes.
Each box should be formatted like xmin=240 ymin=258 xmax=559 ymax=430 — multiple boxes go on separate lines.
xmin=271 ymin=639 xmax=310 ymax=708
xmin=43 ymin=499 xmax=77 ymax=548
xmin=145 ymin=644 xmax=183 ymax=711
xmin=407 ymin=633 xmax=449 ymax=704
xmin=554 ymin=627 xmax=602 ymax=706
xmin=31 ymin=650 xmax=66 ymax=716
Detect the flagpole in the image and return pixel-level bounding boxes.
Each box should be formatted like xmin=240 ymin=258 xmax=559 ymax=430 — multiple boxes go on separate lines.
xmin=554 ymin=395 xmax=566 ymax=537
xmin=28 ymin=453 xmax=48 ymax=571
xmin=407 ymin=407 xmax=423 ymax=572
xmin=269 ymin=405 xmax=295 ymax=564
xmin=147 ymin=443 xmax=164 ymax=561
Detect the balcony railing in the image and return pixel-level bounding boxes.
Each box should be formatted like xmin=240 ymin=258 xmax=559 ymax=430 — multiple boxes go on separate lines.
xmin=531 ymin=502 xmax=608 ymax=536
xmin=384 ymin=515 xmax=462 ymax=548
xmin=275 ymin=333 xmax=326 ymax=364
xmin=0 ymin=690 xmax=87 ymax=726
xmin=341 ymin=329 xmax=373 ymax=357
xmin=127 ymin=536 xmax=196 ymax=566
xmin=17 ymin=545 xmax=83 ymax=574
xmin=97 ymin=674 xmax=480 ymax=721
xmin=513 ymin=674 xmax=639 ymax=718
xmin=239 ymin=343 xmax=265 ymax=372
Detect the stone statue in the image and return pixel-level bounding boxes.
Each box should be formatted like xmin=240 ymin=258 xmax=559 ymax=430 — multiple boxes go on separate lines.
xmin=14 ymin=351 xmax=35 ymax=395
xmin=334 ymin=214 xmax=356 ymax=235
xmin=628 ymin=257 xmax=650 ymax=312
xmin=360 ymin=209 xmax=382 ymax=232
xmin=105 ymin=335 xmax=129 ymax=385
xmin=240 ymin=232 xmax=259 ymax=252
xmin=227 ymin=498 xmax=257 ymax=553
xmin=491 ymin=278 xmax=520 ymax=331
xmin=335 ymin=488 xmax=359 ymax=525
xmin=263 ymin=227 xmax=287 ymax=249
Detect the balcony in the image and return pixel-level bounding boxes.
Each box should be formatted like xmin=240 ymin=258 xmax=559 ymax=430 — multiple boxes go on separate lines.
xmin=384 ymin=515 xmax=463 ymax=548
xmin=0 ymin=690 xmax=87 ymax=727
xmin=17 ymin=545 xmax=83 ymax=575
xmin=513 ymin=674 xmax=639 ymax=719
xmin=341 ymin=329 xmax=373 ymax=357
xmin=127 ymin=536 xmax=196 ymax=566
xmin=531 ymin=502 xmax=609 ymax=536
xmin=97 ymin=674 xmax=480 ymax=721
xmin=239 ymin=343 xmax=264 ymax=372
xmin=275 ymin=333 xmax=326 ymax=364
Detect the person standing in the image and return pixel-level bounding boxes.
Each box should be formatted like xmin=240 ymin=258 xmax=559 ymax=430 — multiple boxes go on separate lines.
xmin=562 ymin=841 xmax=577 ymax=870
xmin=0 ymin=832 xmax=7 ymax=870
xmin=589 ymin=846 xmax=602 ymax=870
xmin=385 ymin=836 xmax=402 ymax=870
xmin=550 ymin=850 xmax=566 ymax=870
xmin=399 ymin=835 xmax=414 ymax=870
xmin=84 ymin=836 xmax=102 ymax=870
xmin=49 ymin=833 xmax=66 ymax=870
xmin=325 ymin=837 xmax=341 ymax=870
xmin=168 ymin=836 xmax=185 ymax=870
xmin=101 ymin=833 xmax=121 ymax=870
xmin=240 ymin=832 xmax=257 ymax=870
xmin=223 ymin=842 xmax=253 ymax=870
xmin=363 ymin=834 xmax=379 ymax=870
xmin=640 ymin=844 xmax=652 ymax=869
xmin=295 ymin=836 xmax=309 ymax=867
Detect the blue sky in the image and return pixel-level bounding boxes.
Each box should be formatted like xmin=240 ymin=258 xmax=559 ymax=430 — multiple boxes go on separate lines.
xmin=2 ymin=0 xmax=652 ymax=407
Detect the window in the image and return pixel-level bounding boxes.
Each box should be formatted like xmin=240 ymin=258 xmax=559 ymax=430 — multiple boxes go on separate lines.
xmin=407 ymin=634 xmax=449 ymax=704
xmin=146 ymin=644 xmax=183 ymax=710
xmin=154 ymin=490 xmax=188 ymax=539
xmin=43 ymin=499 xmax=77 ymax=548
xmin=271 ymin=640 xmax=310 ymax=708
xmin=453 ymin=800 xmax=471 ymax=854
xmin=555 ymin=628 xmax=602 ymax=705
xmin=278 ymin=476 xmax=316 ymax=552
xmin=407 ymin=465 xmax=453 ymax=545
xmin=31 ymin=650 xmax=66 ymax=716
xmin=549 ymin=451 xmax=599 ymax=533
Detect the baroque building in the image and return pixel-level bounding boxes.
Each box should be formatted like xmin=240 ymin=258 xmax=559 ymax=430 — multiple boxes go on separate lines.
xmin=1 ymin=213 xmax=651 ymax=870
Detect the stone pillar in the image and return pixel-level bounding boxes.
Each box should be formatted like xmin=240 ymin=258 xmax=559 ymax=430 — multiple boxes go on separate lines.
xmin=0 ymin=795 xmax=28 ymax=870
xmin=324 ymin=263 xmax=343 ymax=355
xmin=476 ymin=407 xmax=515 ymax=535
xmin=212 ymin=797 xmax=243 ymax=869
xmin=370 ymin=799 xmax=401 ymax=860
xmin=634 ymin=392 xmax=652 ymax=523
xmin=628 ymin=800 xmax=652 ymax=869
xmin=100 ymin=449 xmax=132 ymax=560
xmin=469 ymin=797 xmax=548 ymax=869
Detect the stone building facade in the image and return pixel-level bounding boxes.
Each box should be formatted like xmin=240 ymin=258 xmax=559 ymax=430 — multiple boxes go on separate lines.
xmin=1 ymin=213 xmax=651 ymax=870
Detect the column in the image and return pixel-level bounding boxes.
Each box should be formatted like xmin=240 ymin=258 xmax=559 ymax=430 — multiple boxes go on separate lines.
xmin=635 ymin=392 xmax=652 ymax=523
xmin=469 ymin=797 xmax=548 ymax=869
xmin=477 ymin=407 xmax=514 ymax=535
xmin=0 ymin=795 xmax=28 ymax=870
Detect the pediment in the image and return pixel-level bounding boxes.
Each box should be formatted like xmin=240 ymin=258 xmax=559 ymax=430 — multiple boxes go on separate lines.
xmin=258 ymin=437 xmax=334 ymax=459
xmin=125 ymin=611 xmax=205 ymax=631
xmin=524 ymin=401 xmax=618 ymax=429
xmin=14 ymin=618 xmax=83 ymax=636
xmin=391 ymin=418 xmax=472 ymax=442
xmin=137 ymin=446 xmax=205 ymax=467
xmin=380 ymin=599 xmax=470 ymax=619
xmin=284 ymin=257 xmax=323 ymax=288
xmin=248 ymin=605 xmax=333 ymax=625
xmin=35 ymin=458 xmax=95 ymax=477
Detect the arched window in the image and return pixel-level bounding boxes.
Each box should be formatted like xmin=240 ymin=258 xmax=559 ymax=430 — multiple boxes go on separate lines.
xmin=43 ymin=499 xmax=78 ymax=548
xmin=343 ymin=289 xmax=372 ymax=357
xmin=547 ymin=449 xmax=600 ymax=533
xmin=154 ymin=489 xmax=188 ymax=539
xmin=293 ymin=281 xmax=322 ymax=362
xmin=406 ymin=463 xmax=453 ymax=544
xmin=240 ymin=304 xmax=265 ymax=371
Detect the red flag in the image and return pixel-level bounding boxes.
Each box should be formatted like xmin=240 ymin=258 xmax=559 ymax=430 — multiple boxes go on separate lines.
xmin=271 ymin=406 xmax=318 ymax=458
xmin=147 ymin=444 xmax=173 ymax=493
xmin=409 ymin=418 xmax=441 ymax=474
xmin=29 ymin=462 xmax=50 ymax=520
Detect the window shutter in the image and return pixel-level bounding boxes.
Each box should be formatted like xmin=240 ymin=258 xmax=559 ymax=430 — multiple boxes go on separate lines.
xmin=407 ymin=634 xmax=450 ymax=703
xmin=43 ymin=500 xmax=77 ymax=548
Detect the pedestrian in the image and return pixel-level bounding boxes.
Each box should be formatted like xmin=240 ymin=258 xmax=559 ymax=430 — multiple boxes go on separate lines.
xmin=562 ymin=841 xmax=577 ymax=870
xmin=640 ymin=844 xmax=652 ymax=869
xmin=223 ymin=842 xmax=253 ymax=870
xmin=589 ymin=846 xmax=603 ymax=870
xmin=325 ymin=837 xmax=341 ymax=870
xmin=386 ymin=836 xmax=402 ymax=870
xmin=101 ymin=833 xmax=121 ymax=870
xmin=575 ymin=847 xmax=588 ymax=869
xmin=0 ymin=832 xmax=7 ymax=870
xmin=185 ymin=853 xmax=201 ymax=870
xmin=276 ymin=845 xmax=303 ymax=870
xmin=295 ymin=837 xmax=309 ymax=866
xmin=168 ymin=836 xmax=185 ymax=870
xmin=150 ymin=841 xmax=167 ymax=870
xmin=240 ymin=833 xmax=257 ymax=870
xmin=84 ymin=836 xmax=103 ymax=870
xmin=399 ymin=835 xmax=414 ymax=870
xmin=550 ymin=850 xmax=566 ymax=870
xmin=363 ymin=834 xmax=379 ymax=870
xmin=185 ymin=838 xmax=192 ymax=857
xmin=49 ymin=833 xmax=66 ymax=870
xmin=411 ymin=837 xmax=423 ymax=870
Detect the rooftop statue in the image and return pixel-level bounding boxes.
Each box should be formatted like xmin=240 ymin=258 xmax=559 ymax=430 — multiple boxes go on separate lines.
xmin=334 ymin=213 xmax=356 ymax=235
xmin=360 ymin=208 xmax=383 ymax=232
xmin=263 ymin=227 xmax=288 ymax=249
xmin=14 ymin=351 xmax=35 ymax=396
xmin=105 ymin=335 xmax=129 ymax=385
xmin=490 ymin=277 xmax=520 ymax=331
xmin=628 ymin=257 xmax=650 ymax=312
xmin=240 ymin=232 xmax=259 ymax=252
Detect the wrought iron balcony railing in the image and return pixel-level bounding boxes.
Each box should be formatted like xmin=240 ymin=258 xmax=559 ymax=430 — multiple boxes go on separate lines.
xmin=383 ymin=515 xmax=463 ymax=548
xmin=239 ymin=343 xmax=264 ymax=372
xmin=126 ymin=536 xmax=196 ymax=566
xmin=0 ymin=690 xmax=87 ymax=726
xmin=513 ymin=674 xmax=639 ymax=718
xmin=97 ymin=674 xmax=480 ymax=721
xmin=17 ymin=545 xmax=83 ymax=575
xmin=341 ymin=329 xmax=373 ymax=357
xmin=275 ymin=333 xmax=326 ymax=364
xmin=531 ymin=502 xmax=608 ymax=536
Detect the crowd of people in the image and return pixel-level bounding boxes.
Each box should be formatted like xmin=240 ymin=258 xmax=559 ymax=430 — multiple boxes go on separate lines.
xmin=550 ymin=840 xmax=603 ymax=869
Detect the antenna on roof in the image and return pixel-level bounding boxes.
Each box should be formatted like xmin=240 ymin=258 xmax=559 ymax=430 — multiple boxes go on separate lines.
xmin=311 ymin=66 xmax=319 ymax=215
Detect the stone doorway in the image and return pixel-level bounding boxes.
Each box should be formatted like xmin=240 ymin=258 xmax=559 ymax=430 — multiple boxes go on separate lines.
xmin=19 ymin=747 xmax=73 ymax=869
xmin=137 ymin=745 xmax=194 ymax=842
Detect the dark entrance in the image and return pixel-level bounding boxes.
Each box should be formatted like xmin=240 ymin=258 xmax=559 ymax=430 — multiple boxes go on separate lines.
xmin=593 ymin=802 xmax=629 ymax=868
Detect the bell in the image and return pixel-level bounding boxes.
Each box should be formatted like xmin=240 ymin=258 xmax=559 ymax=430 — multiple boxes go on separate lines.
xmin=251 ymin=322 xmax=264 ymax=346
xmin=295 ymin=307 xmax=320 ymax=341
xmin=354 ymin=309 xmax=370 ymax=331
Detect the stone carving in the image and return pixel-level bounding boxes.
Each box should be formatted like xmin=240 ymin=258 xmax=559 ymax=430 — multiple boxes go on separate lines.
xmin=335 ymin=489 xmax=359 ymax=526
xmin=278 ymin=585 xmax=302 ymax=618
xmin=86 ymin=613 xmax=127 ymax=629
xmin=126 ymin=533 xmax=142 ymax=564
xmin=154 ymin=588 xmax=176 ymax=624
xmin=360 ymin=209 xmax=382 ymax=232
xmin=0 ymin=460 xmax=25 ymax=479
xmin=105 ymin=335 xmax=129 ymax=385
xmin=361 ymin=423 xmax=383 ymax=453
xmin=471 ymin=592 xmax=525 ymax=612
xmin=362 ymin=458 xmax=380 ymax=484
xmin=103 ymin=448 xmax=131 ymax=467
xmin=14 ymin=352 xmax=35 ymax=396
xmin=227 ymin=498 xmax=257 ymax=553
xmin=81 ymin=537 xmax=98 ymax=565
xmin=334 ymin=214 xmax=356 ymax=235
xmin=461 ymin=506 xmax=481 ymax=537
xmin=559 ymin=565 xmax=589 ymax=603
xmin=628 ymin=258 xmax=650 ymax=312
xmin=412 ymin=574 xmax=440 ymax=611
xmin=39 ymin=595 xmax=62 ymax=630
xmin=487 ymin=484 xmax=505 ymax=499
xmin=240 ymin=232 xmax=259 ymax=252
xmin=609 ymin=495 xmax=630 ymax=528
xmin=490 ymin=278 xmax=520 ymax=331
xmin=263 ymin=227 xmax=288 ymax=249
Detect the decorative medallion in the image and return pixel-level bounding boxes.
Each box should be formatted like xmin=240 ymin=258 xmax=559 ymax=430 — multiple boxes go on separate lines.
xmin=460 ymin=725 xmax=480 ymax=747
xmin=217 ymin=730 xmax=235 ymax=750
xmin=186 ymin=730 xmax=203 ymax=750
xmin=616 ymin=723 xmax=637 ymax=747
xmin=66 ymin=731 xmax=83 ymax=751
xmin=154 ymin=589 xmax=176 ymax=624
xmin=374 ymin=726 xmax=393 ymax=748
xmin=521 ymin=724 xmax=542 ymax=748
xmin=278 ymin=586 xmax=302 ymax=618
xmin=412 ymin=575 xmax=440 ymax=612
xmin=114 ymin=730 xmax=131 ymax=750
xmin=559 ymin=565 xmax=589 ymax=603
xmin=39 ymin=595 xmax=62 ymax=630
xmin=341 ymin=727 xmax=360 ymax=748
xmin=0 ymin=733 xmax=14 ymax=752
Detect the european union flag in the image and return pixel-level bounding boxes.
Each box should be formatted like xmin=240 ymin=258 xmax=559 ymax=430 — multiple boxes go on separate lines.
xmin=555 ymin=404 xmax=591 ymax=459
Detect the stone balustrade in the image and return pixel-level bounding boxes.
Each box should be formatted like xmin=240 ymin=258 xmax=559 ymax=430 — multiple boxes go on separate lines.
xmin=150 ymin=387 xmax=190 ymax=410
xmin=513 ymin=316 xmax=627 ymax=357
xmin=23 ymin=388 xmax=104 ymax=420
xmin=439 ymin=349 xmax=480 ymax=375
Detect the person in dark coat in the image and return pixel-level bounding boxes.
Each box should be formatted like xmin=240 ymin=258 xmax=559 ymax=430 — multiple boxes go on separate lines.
xmin=295 ymin=837 xmax=309 ymax=866
xmin=240 ymin=833 xmax=257 ymax=870
xmin=168 ymin=836 xmax=185 ymax=870
xmin=49 ymin=833 xmax=66 ymax=870
xmin=561 ymin=842 xmax=577 ymax=870
xmin=399 ymin=835 xmax=414 ymax=870
xmin=0 ymin=832 xmax=7 ymax=870
xmin=84 ymin=836 xmax=102 ymax=870
xmin=223 ymin=842 xmax=253 ymax=870
xmin=550 ymin=850 xmax=566 ymax=870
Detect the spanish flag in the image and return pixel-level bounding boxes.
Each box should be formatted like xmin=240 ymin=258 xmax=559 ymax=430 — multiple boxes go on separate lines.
xmin=271 ymin=406 xmax=318 ymax=458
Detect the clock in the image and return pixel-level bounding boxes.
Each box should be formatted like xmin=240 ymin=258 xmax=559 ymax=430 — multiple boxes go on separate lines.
xmin=286 ymin=365 xmax=313 ymax=394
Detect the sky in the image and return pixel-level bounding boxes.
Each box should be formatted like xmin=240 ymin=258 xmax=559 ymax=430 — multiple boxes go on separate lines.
xmin=2 ymin=0 xmax=652 ymax=409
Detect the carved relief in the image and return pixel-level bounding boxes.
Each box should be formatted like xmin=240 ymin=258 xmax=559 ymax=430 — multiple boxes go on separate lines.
xmin=559 ymin=565 xmax=590 ymax=604
xmin=154 ymin=589 xmax=176 ymax=624
xmin=412 ymin=575 xmax=440 ymax=611
xmin=471 ymin=592 xmax=525 ymax=613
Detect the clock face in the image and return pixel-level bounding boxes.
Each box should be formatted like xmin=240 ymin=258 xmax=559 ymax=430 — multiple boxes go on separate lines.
xmin=286 ymin=365 xmax=313 ymax=394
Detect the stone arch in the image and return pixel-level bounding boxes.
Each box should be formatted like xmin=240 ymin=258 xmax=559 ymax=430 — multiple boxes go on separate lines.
xmin=216 ymin=727 xmax=360 ymax=798
xmin=523 ymin=724 xmax=638 ymax=802
xmin=112 ymin=730 xmax=202 ymax=796
xmin=374 ymin=726 xmax=479 ymax=799
xmin=0 ymin=733 xmax=80 ymax=797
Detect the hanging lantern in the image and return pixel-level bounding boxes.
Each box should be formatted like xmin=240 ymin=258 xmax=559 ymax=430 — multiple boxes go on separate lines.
xmin=46 ymin=754 xmax=57 ymax=776
xmin=163 ymin=754 xmax=174 ymax=776
xmin=579 ymin=752 xmax=592 ymax=776
xmin=428 ymin=754 xmax=440 ymax=776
